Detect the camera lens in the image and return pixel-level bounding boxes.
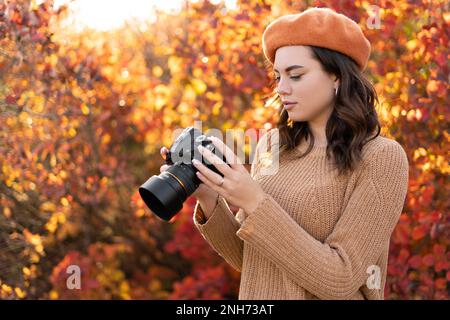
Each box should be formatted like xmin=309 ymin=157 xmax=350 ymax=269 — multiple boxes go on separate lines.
xmin=139 ymin=163 xmax=199 ymax=221
xmin=139 ymin=127 xmax=229 ymax=222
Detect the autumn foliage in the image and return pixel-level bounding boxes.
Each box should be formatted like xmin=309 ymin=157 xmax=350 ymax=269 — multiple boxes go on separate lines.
xmin=0 ymin=0 xmax=448 ymax=300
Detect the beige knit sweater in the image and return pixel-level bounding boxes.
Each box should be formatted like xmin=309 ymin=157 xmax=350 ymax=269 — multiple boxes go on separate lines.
xmin=193 ymin=131 xmax=409 ymax=300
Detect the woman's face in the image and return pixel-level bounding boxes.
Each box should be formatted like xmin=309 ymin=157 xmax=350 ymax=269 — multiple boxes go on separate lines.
xmin=273 ymin=45 xmax=338 ymax=124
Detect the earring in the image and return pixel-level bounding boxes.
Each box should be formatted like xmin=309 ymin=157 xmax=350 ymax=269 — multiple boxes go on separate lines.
xmin=334 ymin=87 xmax=338 ymax=96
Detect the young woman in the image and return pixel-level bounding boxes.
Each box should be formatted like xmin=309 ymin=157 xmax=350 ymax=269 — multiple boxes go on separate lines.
xmin=160 ymin=7 xmax=409 ymax=300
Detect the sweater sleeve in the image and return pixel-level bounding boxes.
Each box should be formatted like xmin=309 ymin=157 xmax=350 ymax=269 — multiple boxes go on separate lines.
xmin=193 ymin=196 xmax=244 ymax=271
xmin=192 ymin=130 xmax=270 ymax=272
xmin=235 ymin=141 xmax=409 ymax=299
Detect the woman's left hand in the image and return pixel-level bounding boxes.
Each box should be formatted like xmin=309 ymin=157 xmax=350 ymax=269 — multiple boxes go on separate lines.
xmin=192 ymin=136 xmax=266 ymax=215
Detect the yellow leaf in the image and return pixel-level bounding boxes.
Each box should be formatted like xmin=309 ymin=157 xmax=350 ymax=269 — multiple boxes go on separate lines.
xmin=426 ymin=80 xmax=438 ymax=93
xmin=191 ymin=78 xmax=207 ymax=94
xmin=1 ymin=284 xmax=13 ymax=295
xmin=81 ymin=103 xmax=90 ymax=115
xmin=152 ymin=66 xmax=163 ymax=77
xmin=49 ymin=290 xmax=59 ymax=300
xmin=212 ymin=102 xmax=222 ymax=116
xmin=102 ymin=133 xmax=111 ymax=144
xmin=49 ymin=54 xmax=58 ymax=67
xmin=68 ymin=127 xmax=77 ymax=137
xmin=154 ymin=84 xmax=170 ymax=96
xmin=183 ymin=85 xmax=196 ymax=101
xmin=41 ymin=201 xmax=56 ymax=212
xmin=206 ymin=91 xmax=221 ymax=101
xmin=23 ymin=229 xmax=44 ymax=255
xmin=406 ymin=39 xmax=417 ymax=51
xmin=57 ymin=212 xmax=66 ymax=223
xmin=177 ymin=102 xmax=190 ymax=113
xmin=168 ymin=56 xmax=183 ymax=74
xmin=50 ymin=154 xmax=57 ymax=167
xmin=3 ymin=207 xmax=11 ymax=218
xmin=45 ymin=219 xmax=57 ymax=233
xmin=60 ymin=197 xmax=69 ymax=207
xmin=193 ymin=67 xmax=203 ymax=78
xmin=33 ymin=96 xmax=45 ymax=113
xmin=15 ymin=287 xmax=26 ymax=299
xmin=154 ymin=96 xmax=166 ymax=110
xmin=60 ymin=170 xmax=67 ymax=179
xmin=22 ymin=267 xmax=31 ymax=277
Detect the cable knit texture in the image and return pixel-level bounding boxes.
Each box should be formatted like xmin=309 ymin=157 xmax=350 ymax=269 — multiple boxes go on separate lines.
xmin=193 ymin=131 xmax=409 ymax=300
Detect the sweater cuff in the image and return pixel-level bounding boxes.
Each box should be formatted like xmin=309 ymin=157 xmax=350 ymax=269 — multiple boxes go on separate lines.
xmin=236 ymin=193 xmax=295 ymax=241
xmin=193 ymin=196 xmax=240 ymax=233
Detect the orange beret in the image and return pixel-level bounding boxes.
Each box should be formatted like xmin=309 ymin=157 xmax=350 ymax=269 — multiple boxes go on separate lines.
xmin=262 ymin=7 xmax=371 ymax=71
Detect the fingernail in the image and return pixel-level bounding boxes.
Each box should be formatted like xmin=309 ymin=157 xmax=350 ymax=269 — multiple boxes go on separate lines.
xmin=192 ymin=159 xmax=200 ymax=165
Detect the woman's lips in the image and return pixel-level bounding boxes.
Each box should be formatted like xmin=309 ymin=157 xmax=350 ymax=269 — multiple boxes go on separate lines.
xmin=283 ymin=103 xmax=297 ymax=110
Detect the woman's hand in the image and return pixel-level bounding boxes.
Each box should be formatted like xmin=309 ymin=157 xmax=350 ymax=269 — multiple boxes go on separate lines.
xmin=159 ymin=147 xmax=218 ymax=201
xmin=192 ymin=136 xmax=266 ymax=215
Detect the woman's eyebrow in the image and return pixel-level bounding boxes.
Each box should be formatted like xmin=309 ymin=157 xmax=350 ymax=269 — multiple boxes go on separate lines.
xmin=273 ymin=65 xmax=304 ymax=73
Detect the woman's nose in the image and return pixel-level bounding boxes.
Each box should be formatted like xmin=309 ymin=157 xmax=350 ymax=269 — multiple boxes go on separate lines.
xmin=275 ymin=79 xmax=291 ymax=96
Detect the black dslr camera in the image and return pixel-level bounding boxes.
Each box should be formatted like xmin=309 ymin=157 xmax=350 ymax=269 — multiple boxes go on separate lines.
xmin=139 ymin=127 xmax=228 ymax=221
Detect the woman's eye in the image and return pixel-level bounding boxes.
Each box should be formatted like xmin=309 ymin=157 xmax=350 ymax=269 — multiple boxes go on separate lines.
xmin=273 ymin=75 xmax=302 ymax=82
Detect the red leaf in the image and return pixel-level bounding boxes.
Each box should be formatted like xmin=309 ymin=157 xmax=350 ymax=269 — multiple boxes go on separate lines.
xmin=435 ymin=261 xmax=449 ymax=273
xmin=422 ymin=254 xmax=435 ymax=267
xmin=433 ymin=244 xmax=445 ymax=255
xmin=409 ymin=255 xmax=422 ymax=268
xmin=435 ymin=278 xmax=447 ymax=290
xmin=412 ymin=225 xmax=427 ymax=241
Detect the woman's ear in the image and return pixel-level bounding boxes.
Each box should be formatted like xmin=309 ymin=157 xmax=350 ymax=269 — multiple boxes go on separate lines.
xmin=332 ymin=75 xmax=340 ymax=91
xmin=330 ymin=74 xmax=340 ymax=96
xmin=332 ymin=75 xmax=341 ymax=90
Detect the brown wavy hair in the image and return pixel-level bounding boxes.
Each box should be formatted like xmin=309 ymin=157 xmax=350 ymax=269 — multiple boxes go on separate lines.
xmin=264 ymin=45 xmax=381 ymax=177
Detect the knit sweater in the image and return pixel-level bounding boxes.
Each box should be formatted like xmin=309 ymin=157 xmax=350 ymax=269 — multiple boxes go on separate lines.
xmin=193 ymin=131 xmax=409 ymax=300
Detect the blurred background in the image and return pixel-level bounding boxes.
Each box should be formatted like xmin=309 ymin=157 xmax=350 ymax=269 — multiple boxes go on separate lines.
xmin=0 ymin=0 xmax=448 ymax=300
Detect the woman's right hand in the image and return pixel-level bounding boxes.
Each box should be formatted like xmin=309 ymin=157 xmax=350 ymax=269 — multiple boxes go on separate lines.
xmin=159 ymin=146 xmax=218 ymax=201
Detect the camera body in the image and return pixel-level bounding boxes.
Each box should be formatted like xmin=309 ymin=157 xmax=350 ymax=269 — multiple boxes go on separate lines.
xmin=165 ymin=126 xmax=224 ymax=176
xmin=139 ymin=127 xmax=227 ymax=221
